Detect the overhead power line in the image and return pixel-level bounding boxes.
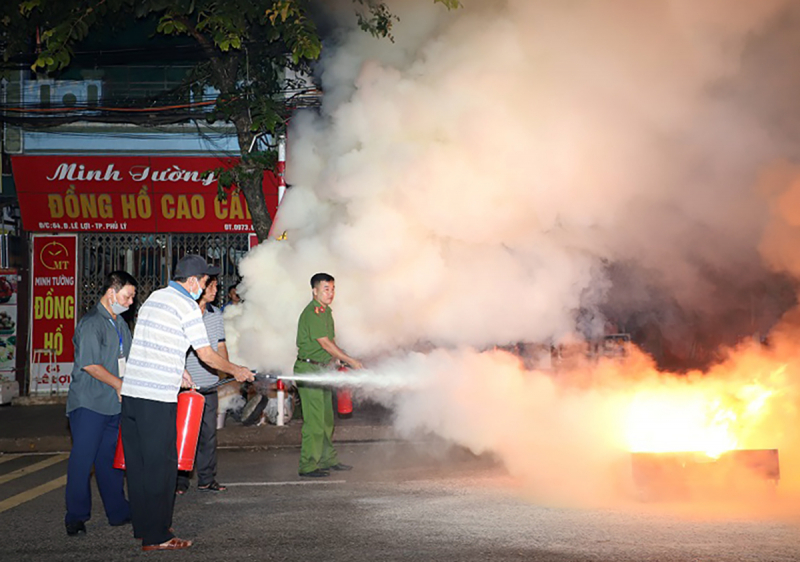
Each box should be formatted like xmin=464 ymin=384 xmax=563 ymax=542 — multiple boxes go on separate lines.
xmin=2 ymin=99 xmax=217 ymax=113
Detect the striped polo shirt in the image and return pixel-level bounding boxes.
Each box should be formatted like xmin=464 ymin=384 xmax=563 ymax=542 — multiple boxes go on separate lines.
xmin=185 ymin=303 xmax=225 ymax=389
xmin=121 ymin=281 xmax=211 ymax=403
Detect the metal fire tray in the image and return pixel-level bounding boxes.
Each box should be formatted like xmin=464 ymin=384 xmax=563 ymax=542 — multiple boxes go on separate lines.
xmin=631 ymin=449 xmax=779 ymax=500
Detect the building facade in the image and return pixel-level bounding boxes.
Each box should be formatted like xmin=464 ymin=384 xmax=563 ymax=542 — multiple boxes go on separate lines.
xmin=3 ymin=68 xmax=283 ymax=394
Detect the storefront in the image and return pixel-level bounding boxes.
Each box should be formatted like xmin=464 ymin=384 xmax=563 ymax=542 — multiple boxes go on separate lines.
xmin=12 ymin=155 xmax=277 ymax=394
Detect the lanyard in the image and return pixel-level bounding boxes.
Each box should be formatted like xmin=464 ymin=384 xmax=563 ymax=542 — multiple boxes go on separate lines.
xmin=108 ymin=318 xmax=124 ymax=358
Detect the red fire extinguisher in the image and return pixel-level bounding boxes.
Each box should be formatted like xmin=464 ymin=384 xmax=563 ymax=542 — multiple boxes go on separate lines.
xmin=113 ymin=390 xmax=206 ymax=471
xmin=176 ymin=390 xmax=205 ymax=471
xmin=336 ymin=364 xmax=353 ymax=419
xmin=113 ymin=427 xmax=125 ymax=470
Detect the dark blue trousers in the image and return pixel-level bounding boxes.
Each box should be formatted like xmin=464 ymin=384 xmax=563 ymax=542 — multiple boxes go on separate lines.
xmin=65 ymin=407 xmax=130 ymax=525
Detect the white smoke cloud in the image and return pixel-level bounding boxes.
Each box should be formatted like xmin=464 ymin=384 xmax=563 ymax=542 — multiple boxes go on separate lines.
xmin=229 ymin=0 xmax=795 ymax=369
xmin=226 ymin=0 xmax=800 ymax=507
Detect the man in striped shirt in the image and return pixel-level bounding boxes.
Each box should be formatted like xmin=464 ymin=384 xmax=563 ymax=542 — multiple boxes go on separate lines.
xmin=176 ymin=276 xmax=228 ymax=494
xmin=120 ymin=255 xmax=253 ymax=552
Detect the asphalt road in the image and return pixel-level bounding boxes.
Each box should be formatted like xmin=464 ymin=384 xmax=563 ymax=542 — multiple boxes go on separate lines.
xmin=1 ymin=442 xmax=799 ymax=561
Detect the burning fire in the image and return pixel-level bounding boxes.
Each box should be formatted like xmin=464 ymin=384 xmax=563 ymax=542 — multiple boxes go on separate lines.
xmin=624 ymin=375 xmax=778 ymax=459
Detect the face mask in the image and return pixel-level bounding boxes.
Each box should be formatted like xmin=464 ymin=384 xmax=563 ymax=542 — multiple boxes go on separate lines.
xmin=110 ymin=291 xmax=129 ymax=314
xmin=189 ymin=279 xmax=202 ymax=300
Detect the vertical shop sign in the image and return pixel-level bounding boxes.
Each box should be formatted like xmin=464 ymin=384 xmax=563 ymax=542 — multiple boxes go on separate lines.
xmin=30 ymin=234 xmax=77 ymax=393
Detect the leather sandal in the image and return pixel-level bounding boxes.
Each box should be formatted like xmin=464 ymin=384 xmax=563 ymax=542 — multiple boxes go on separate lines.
xmin=142 ymin=537 xmax=192 ymax=551
xmin=198 ymin=481 xmax=226 ymax=492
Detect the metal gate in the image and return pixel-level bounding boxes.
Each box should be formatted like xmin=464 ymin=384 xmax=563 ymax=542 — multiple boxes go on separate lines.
xmin=77 ymin=232 xmax=250 ymax=316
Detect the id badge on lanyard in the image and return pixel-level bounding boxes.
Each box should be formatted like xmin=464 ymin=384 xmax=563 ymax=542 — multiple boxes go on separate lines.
xmin=109 ymin=318 xmax=126 ymax=378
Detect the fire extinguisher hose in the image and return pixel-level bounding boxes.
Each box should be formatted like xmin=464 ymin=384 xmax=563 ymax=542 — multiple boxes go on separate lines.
xmin=195 ymin=372 xmax=277 ymax=393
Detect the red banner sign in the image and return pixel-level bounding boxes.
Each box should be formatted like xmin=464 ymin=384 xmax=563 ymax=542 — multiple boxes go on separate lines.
xmin=29 ymin=234 xmax=78 ymax=393
xmin=12 ymin=156 xmax=279 ymax=233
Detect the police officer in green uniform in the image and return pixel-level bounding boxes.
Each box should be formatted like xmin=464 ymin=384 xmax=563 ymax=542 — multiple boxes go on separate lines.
xmin=295 ymin=273 xmax=362 ymax=477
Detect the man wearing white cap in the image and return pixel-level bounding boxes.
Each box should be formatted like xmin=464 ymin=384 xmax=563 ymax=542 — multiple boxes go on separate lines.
xmin=120 ymin=254 xmax=254 ymax=552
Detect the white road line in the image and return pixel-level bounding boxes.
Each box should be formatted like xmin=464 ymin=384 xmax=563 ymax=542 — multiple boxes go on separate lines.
xmin=0 ymin=451 xmax=70 ymax=457
xmin=225 ymin=480 xmax=347 ymax=487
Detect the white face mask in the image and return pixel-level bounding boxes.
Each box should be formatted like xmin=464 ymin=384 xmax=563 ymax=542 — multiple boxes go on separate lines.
xmin=189 ymin=278 xmax=202 ymax=300
xmin=110 ymin=290 xmax=129 ymax=314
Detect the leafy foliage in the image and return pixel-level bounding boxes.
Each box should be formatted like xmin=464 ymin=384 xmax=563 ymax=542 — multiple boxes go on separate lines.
xmin=1 ymin=0 xmax=460 ymax=239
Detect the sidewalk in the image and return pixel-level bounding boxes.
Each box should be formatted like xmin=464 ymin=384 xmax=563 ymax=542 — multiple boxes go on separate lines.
xmin=0 ymin=397 xmax=398 ymax=454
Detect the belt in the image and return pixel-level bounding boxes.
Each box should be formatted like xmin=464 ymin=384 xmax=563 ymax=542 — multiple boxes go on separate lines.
xmin=297 ymin=357 xmax=329 ymax=367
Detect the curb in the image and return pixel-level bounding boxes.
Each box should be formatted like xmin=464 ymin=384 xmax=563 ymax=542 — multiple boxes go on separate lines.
xmin=0 ymin=436 xmax=73 ymax=454
xmin=0 ymin=424 xmax=399 ymax=454
xmin=11 ymin=395 xmax=68 ymax=406
xmin=217 ymin=424 xmax=399 ymax=448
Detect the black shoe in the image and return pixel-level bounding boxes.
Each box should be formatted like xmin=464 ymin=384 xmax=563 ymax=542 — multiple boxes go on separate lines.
xmin=198 ymin=480 xmax=227 ymax=492
xmin=326 ymin=463 xmax=353 ymax=471
xmin=299 ymin=469 xmax=330 ymax=478
xmin=66 ymin=521 xmax=86 ymax=536
xmin=109 ymin=517 xmax=131 ymax=527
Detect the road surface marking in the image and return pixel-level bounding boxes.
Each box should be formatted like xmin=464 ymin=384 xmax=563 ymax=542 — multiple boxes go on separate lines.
xmin=0 ymin=453 xmax=69 ymax=485
xmin=0 ymin=454 xmax=22 ymax=466
xmin=226 ymin=480 xmax=347 ymax=486
xmin=0 ymin=474 xmax=68 ymax=514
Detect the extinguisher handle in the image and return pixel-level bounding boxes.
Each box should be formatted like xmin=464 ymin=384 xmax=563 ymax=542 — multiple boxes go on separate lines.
xmin=252 ymin=372 xmax=279 ymax=384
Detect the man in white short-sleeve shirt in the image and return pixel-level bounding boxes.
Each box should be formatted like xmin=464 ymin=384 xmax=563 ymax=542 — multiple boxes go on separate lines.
xmin=120 ymin=255 xmax=253 ymax=552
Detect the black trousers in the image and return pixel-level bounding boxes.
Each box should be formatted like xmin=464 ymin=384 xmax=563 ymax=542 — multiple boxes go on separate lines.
xmin=177 ymin=390 xmax=218 ymax=488
xmin=121 ymin=396 xmax=177 ymax=546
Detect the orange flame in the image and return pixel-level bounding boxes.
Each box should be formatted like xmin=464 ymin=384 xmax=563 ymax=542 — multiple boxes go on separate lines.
xmin=625 ymin=376 xmax=776 ymax=459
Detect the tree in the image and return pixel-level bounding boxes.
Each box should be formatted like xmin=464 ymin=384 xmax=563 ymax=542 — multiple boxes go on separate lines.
xmin=1 ymin=0 xmax=459 ymax=241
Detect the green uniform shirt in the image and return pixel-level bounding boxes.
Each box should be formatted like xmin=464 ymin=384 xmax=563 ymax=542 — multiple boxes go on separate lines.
xmin=294 ymin=299 xmax=335 ymax=374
